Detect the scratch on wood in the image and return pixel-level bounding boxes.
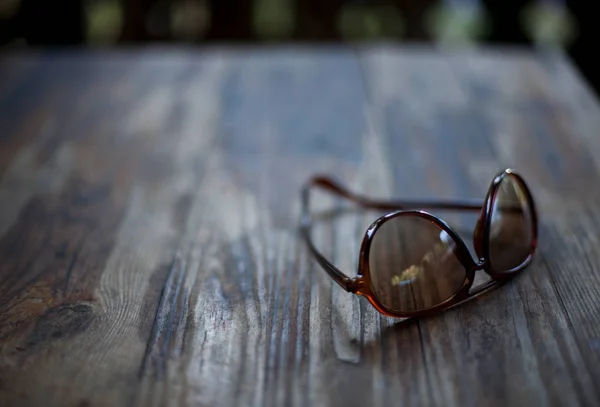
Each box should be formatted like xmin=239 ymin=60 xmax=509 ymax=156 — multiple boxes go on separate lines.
xmin=63 ymin=242 xmax=83 ymax=295
xmin=139 ymin=253 xmax=188 ymax=379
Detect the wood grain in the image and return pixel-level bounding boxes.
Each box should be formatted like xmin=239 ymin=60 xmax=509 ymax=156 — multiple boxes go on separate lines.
xmin=0 ymin=46 xmax=599 ymax=407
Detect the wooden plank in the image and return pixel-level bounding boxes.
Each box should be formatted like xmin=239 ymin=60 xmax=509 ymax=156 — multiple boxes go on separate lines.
xmin=360 ymin=46 xmax=600 ymax=406
xmin=0 ymin=50 xmax=228 ymax=407
xmin=0 ymin=47 xmax=599 ymax=407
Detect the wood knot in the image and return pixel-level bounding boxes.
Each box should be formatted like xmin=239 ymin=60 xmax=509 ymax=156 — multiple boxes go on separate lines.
xmin=26 ymin=303 xmax=95 ymax=348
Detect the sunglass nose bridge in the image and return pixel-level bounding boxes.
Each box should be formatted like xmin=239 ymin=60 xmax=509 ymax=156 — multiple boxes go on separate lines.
xmin=473 ymin=259 xmax=487 ymax=271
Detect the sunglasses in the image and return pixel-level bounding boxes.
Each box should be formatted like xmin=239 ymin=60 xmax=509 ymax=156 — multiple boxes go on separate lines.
xmin=300 ymin=169 xmax=538 ymax=318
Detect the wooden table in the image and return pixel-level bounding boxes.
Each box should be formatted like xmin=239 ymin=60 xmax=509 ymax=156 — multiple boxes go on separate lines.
xmin=1 ymin=46 xmax=599 ymax=407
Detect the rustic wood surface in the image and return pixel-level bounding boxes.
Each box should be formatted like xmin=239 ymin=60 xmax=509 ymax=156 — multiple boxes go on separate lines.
xmin=0 ymin=46 xmax=599 ymax=407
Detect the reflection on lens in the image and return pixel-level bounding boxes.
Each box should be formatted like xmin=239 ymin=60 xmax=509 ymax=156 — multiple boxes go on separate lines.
xmin=369 ymin=215 xmax=467 ymax=313
xmin=489 ymin=175 xmax=534 ymax=272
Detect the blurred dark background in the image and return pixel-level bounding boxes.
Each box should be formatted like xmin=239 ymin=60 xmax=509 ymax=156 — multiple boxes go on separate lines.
xmin=1 ymin=0 xmax=598 ymax=94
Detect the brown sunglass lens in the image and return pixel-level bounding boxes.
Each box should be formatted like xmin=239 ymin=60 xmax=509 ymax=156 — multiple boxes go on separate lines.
xmin=488 ymin=175 xmax=534 ymax=272
xmin=369 ymin=215 xmax=467 ymax=313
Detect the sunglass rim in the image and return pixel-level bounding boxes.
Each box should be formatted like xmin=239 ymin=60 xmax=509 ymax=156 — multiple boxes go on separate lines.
xmin=354 ymin=169 xmax=538 ymax=318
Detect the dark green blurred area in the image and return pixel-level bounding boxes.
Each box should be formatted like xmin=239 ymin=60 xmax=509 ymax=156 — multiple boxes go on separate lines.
xmin=0 ymin=1 xmax=598 ymax=92
xmin=0 ymin=0 xmax=579 ymax=45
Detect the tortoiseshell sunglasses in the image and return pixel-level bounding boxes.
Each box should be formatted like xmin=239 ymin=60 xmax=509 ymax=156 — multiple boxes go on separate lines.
xmin=300 ymin=169 xmax=538 ymax=318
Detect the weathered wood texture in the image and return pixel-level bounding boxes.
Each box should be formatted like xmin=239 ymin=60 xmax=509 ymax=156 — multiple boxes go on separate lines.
xmin=0 ymin=47 xmax=599 ymax=407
